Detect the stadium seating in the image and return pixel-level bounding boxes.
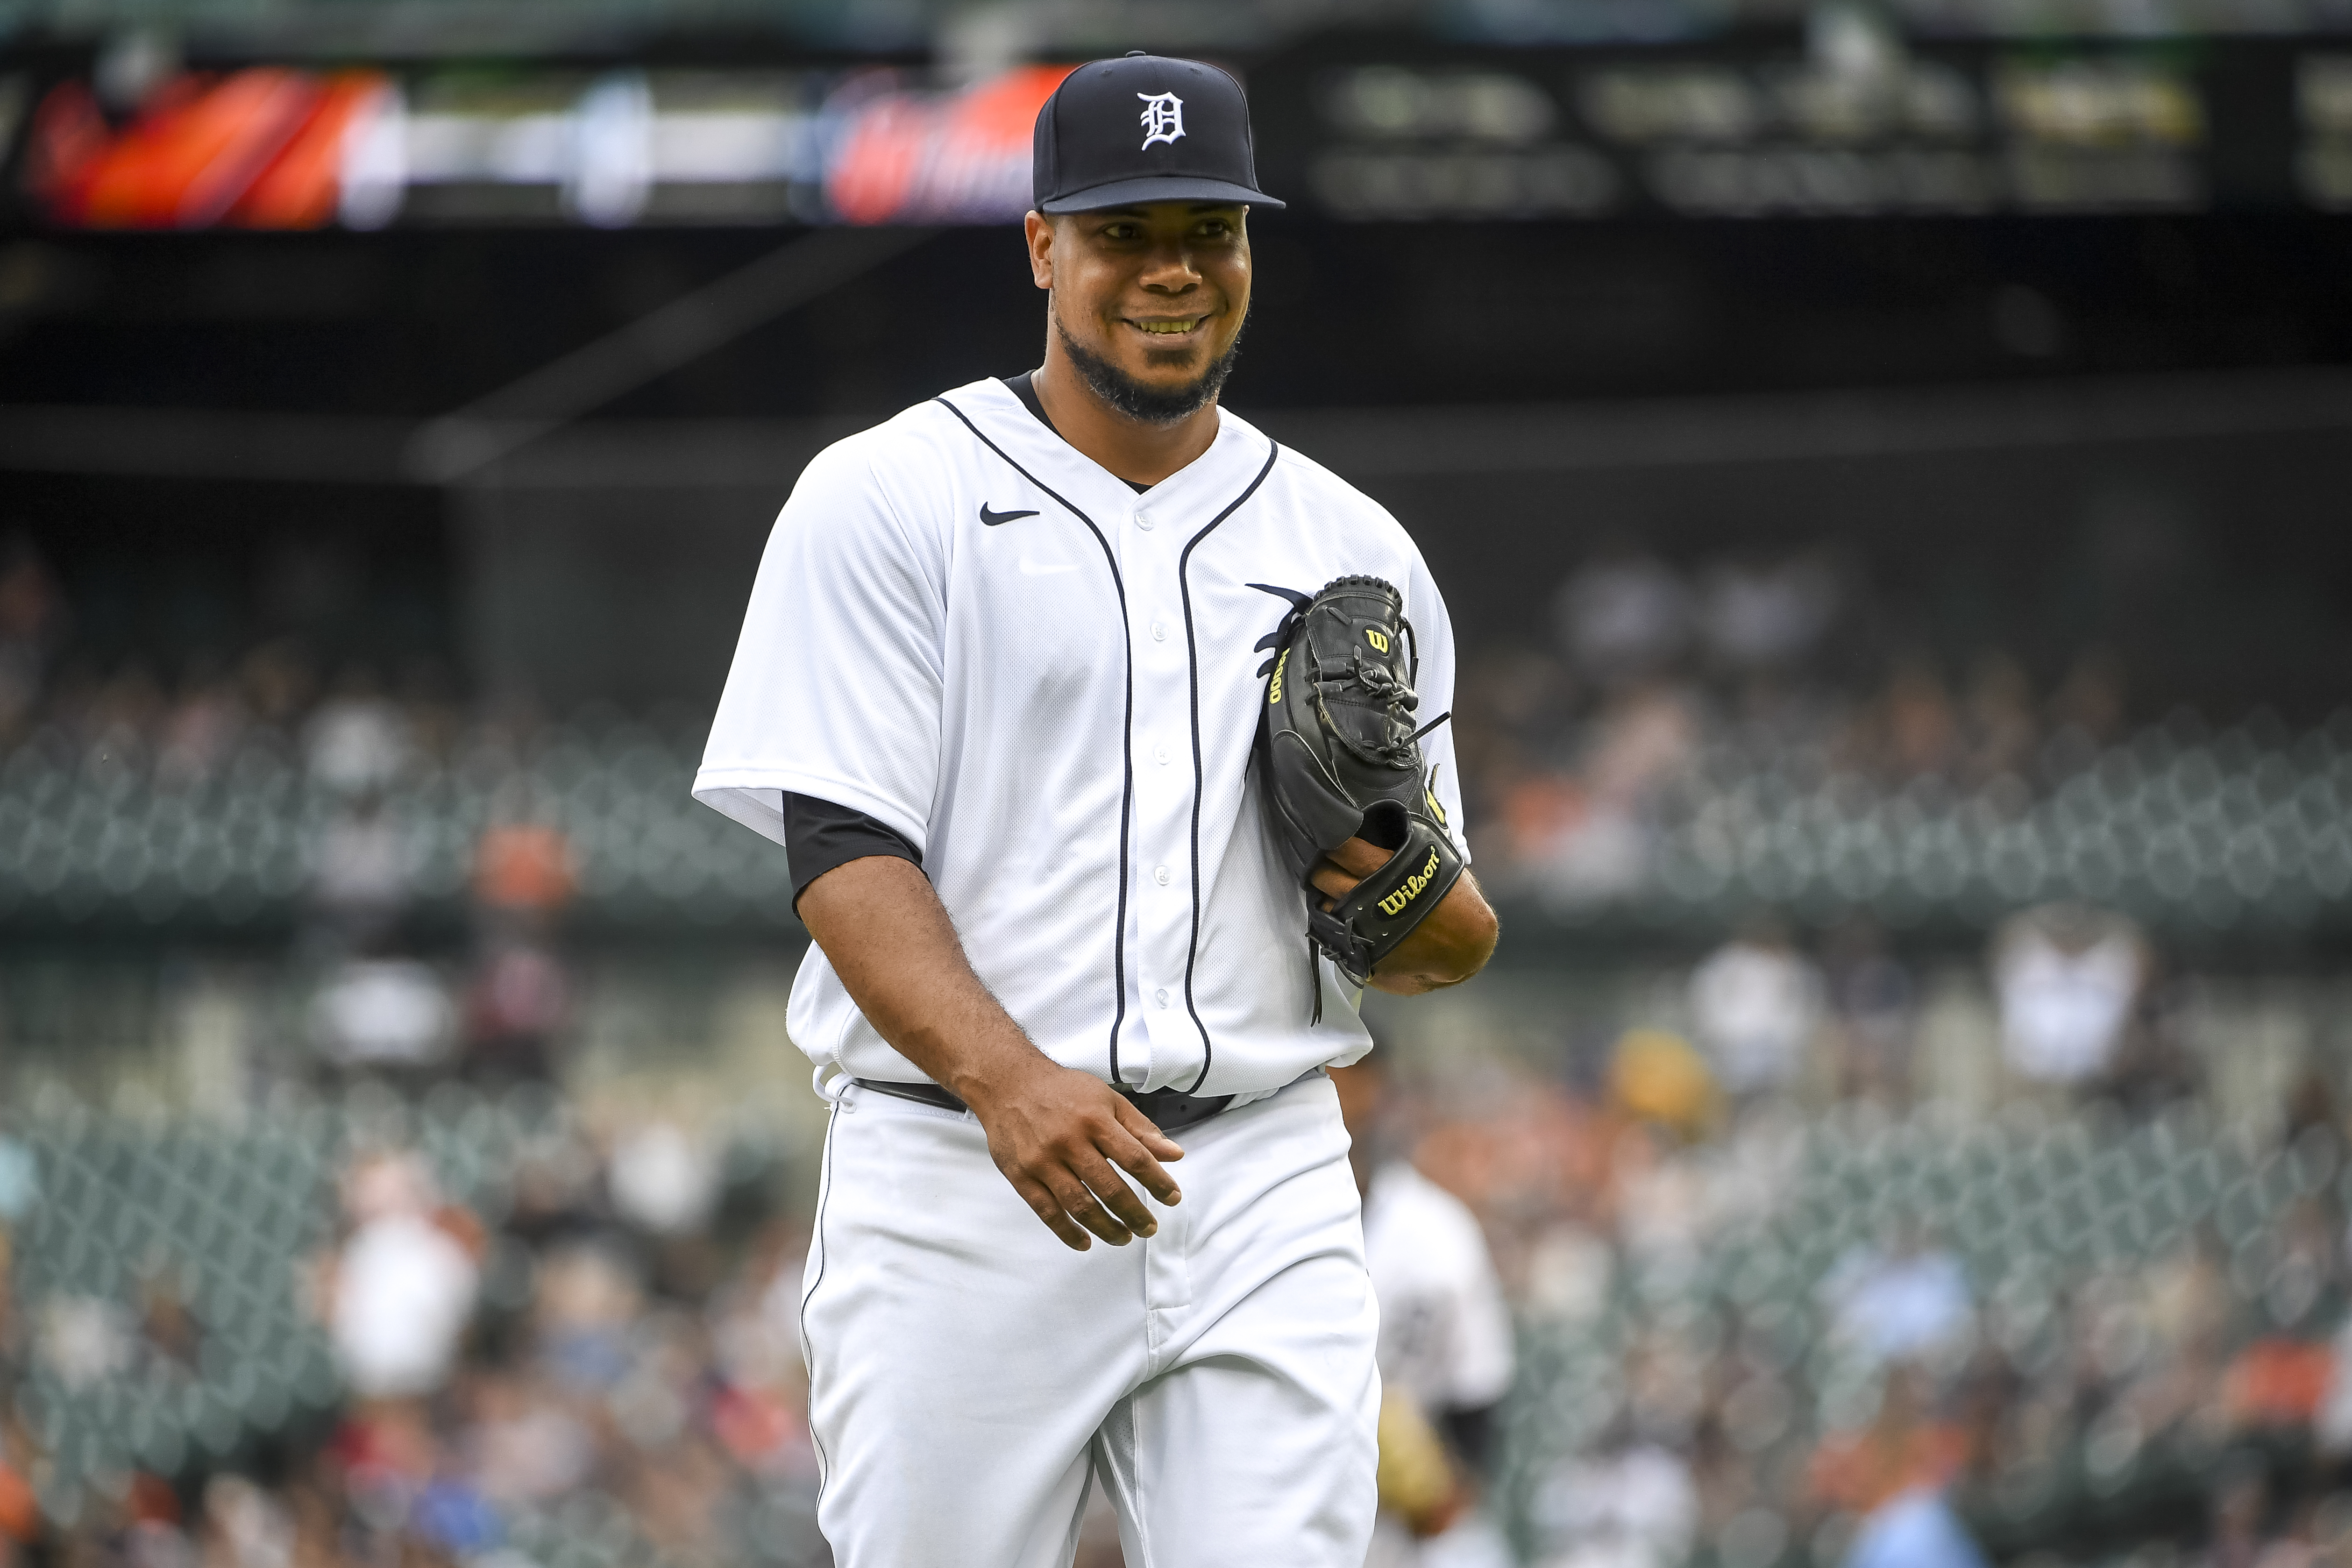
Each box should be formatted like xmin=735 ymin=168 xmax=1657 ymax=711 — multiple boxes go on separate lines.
xmin=5 ymin=1088 xmax=675 ymax=1568
xmin=1 ymin=711 xmax=2347 ymax=937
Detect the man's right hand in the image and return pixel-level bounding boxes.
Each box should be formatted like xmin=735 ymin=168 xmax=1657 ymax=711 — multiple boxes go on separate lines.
xmin=799 ymin=854 xmax=1187 ymax=1253
xmin=960 ymin=1057 xmax=1185 ymax=1251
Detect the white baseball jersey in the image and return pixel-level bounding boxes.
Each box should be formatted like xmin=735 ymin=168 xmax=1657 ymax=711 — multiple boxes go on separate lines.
xmin=1362 ymin=1160 xmax=1514 ymax=1415
xmin=695 ymin=376 xmax=1467 ymax=1098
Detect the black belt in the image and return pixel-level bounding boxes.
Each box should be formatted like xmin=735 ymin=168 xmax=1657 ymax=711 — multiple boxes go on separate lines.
xmin=852 ymin=1077 xmax=1236 ymax=1134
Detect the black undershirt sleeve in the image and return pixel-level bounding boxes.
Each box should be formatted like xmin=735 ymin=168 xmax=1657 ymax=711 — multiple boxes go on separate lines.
xmin=782 ymin=792 xmax=922 ymax=912
xmin=1002 ymin=370 xmax=1153 ymax=493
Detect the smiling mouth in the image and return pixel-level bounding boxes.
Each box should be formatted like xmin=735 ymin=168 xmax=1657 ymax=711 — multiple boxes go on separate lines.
xmin=1130 ymin=316 xmax=1207 ymax=337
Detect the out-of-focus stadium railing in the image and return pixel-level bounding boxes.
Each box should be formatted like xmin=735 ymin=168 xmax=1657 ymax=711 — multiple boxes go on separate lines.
xmin=4 ymin=711 xmax=2349 ymax=940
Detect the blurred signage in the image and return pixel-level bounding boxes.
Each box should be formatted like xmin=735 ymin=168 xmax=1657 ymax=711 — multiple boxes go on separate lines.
xmin=3 ymin=35 xmax=2343 ymax=226
xmin=1249 ymin=33 xmax=2328 ymax=219
xmin=2298 ymin=55 xmax=2352 ymax=207
xmin=11 ymin=61 xmax=1073 ymax=228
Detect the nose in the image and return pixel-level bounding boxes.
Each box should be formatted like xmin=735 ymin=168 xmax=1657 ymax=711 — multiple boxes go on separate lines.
xmin=1138 ymin=241 xmax=1202 ymax=294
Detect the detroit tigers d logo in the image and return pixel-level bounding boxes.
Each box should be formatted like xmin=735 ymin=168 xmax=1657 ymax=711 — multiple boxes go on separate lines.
xmin=1137 ymin=92 xmax=1185 ymax=149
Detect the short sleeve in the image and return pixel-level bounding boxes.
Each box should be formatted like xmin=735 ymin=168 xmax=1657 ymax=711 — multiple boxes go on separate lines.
xmin=1406 ymin=551 xmax=1470 ymax=865
xmin=694 ymin=437 xmax=946 ymax=855
xmin=1442 ymin=1220 xmax=1516 ymax=1408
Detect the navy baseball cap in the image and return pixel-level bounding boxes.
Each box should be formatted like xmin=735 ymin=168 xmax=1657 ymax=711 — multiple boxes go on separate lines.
xmin=1033 ymin=52 xmax=1285 ymax=214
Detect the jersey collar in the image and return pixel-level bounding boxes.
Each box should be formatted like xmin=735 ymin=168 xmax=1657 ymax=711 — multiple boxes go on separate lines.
xmin=941 ymin=376 xmax=1271 ymax=525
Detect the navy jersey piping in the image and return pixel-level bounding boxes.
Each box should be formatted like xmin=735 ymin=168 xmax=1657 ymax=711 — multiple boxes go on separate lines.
xmin=799 ymin=1101 xmax=840 ymax=1500
xmin=1175 ymin=440 xmax=1281 ymax=1095
xmin=933 ymin=394 xmax=1137 ymax=1085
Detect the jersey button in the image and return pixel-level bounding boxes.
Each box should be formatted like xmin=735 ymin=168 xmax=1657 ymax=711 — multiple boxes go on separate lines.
xmin=1134 ymin=511 xmax=1154 ymax=531
xmin=1154 ymin=745 xmax=1170 ymax=765
xmin=1153 ymin=865 xmax=1172 ymax=886
xmin=1151 ymin=622 xmax=1166 ymax=641
xmin=1154 ymin=988 xmax=1170 ymax=1007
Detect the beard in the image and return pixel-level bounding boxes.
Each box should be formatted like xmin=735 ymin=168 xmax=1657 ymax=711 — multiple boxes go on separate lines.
xmin=1053 ymin=307 xmax=1246 ymax=426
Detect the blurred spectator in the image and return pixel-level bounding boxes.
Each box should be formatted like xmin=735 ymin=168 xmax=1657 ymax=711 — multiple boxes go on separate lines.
xmin=1335 ymin=1059 xmax=1516 ymax=1567
xmin=36 ymin=1294 xmax=132 ymax=1387
xmin=534 ymin=1241 xmax=642 ymax=1394
xmin=1962 ymin=653 xmax=2039 ymax=782
xmin=1688 ymin=920 xmax=1824 ymax=1099
xmin=0 ymin=1135 xmax=37 ymax=1230
xmin=1608 ymin=1029 xmax=1723 ymax=1143
xmin=239 ymin=639 xmax=317 ymax=731
xmin=322 ymin=1153 xmax=480 ymax=1401
xmin=1877 ymin=655 xmax=1961 ymax=778
xmin=462 ymin=938 xmax=569 ymax=1081
xmin=1825 ymin=1231 xmax=1973 ymax=1365
xmin=1528 ymin=1432 xmax=1699 ymax=1568
xmin=0 ymin=1435 xmax=36 ymax=1562
xmin=1697 ymin=552 xmax=1839 ymax=673
xmin=461 ymin=1370 xmax=596 ymax=1505
xmin=1842 ymin=1486 xmax=1990 ymax=1568
xmin=310 ymin=958 xmax=455 ymax=1076
xmin=310 ymin=795 xmax=415 ymax=942
xmin=156 ymin=663 xmax=250 ymax=785
xmin=472 ymin=822 xmax=576 ymax=917
xmin=1992 ymin=903 xmax=2147 ymax=1091
xmin=304 ymin=668 xmax=411 ymax=795
xmin=1806 ymin=1366 xmax=1970 ymax=1521
xmin=1553 ymin=546 xmax=1691 ymax=684
xmin=609 ymin=1121 xmax=722 ymax=1239
xmin=199 ymin=1474 xmax=292 ymax=1568
xmin=1511 ymin=681 xmax=1694 ymax=906
xmin=1822 ymin=920 xmax=1917 ymax=1105
xmin=2047 ymin=646 xmax=2129 ymax=745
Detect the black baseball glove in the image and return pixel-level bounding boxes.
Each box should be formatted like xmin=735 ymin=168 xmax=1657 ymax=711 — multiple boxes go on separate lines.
xmin=1251 ymin=575 xmax=1464 ymax=1004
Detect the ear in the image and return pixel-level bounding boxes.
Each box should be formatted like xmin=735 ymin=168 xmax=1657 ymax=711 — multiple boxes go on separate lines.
xmin=1024 ymin=211 xmax=1054 ymax=291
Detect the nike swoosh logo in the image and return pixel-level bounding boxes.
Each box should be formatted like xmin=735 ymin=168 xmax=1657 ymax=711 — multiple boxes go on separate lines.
xmin=1018 ymin=558 xmax=1079 ymax=576
xmin=980 ymin=504 xmax=1040 ymax=526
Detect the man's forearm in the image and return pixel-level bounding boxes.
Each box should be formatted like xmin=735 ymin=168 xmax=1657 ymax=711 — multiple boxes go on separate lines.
xmin=1311 ymin=838 xmax=1500 ymax=995
xmin=795 ymin=853 xmax=1044 ymax=1102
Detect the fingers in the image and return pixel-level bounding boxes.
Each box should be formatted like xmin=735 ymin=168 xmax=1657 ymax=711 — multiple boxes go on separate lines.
xmin=1309 ymin=858 xmax=1358 ymax=901
xmin=985 ymin=1071 xmax=1194 ymax=1249
xmin=1043 ymin=1167 xmax=1137 ymax=1247
xmin=1009 ymin=1173 xmax=1095 ymax=1252
xmin=1071 ymin=1150 xmax=1161 ymax=1239
xmin=1106 ymin=1104 xmax=1186 ymax=1204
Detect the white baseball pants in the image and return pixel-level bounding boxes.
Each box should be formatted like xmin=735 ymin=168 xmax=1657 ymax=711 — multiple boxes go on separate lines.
xmin=801 ymin=1071 xmax=1380 ymax=1568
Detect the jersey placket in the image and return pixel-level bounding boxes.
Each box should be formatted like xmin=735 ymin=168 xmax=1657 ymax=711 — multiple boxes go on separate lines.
xmin=1117 ymin=488 xmax=1209 ymax=1094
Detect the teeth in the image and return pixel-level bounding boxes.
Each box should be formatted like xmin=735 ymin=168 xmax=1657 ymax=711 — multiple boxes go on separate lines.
xmin=1139 ymin=319 xmax=1200 ymax=333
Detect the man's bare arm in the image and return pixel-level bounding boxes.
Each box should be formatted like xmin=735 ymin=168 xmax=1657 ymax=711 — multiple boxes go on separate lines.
xmin=1309 ymin=838 xmax=1499 ymax=996
xmin=797 ymin=854 xmax=1184 ymax=1251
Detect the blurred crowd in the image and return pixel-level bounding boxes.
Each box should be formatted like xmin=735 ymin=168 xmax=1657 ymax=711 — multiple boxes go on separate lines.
xmin=1372 ymin=938 xmax=2352 ymax=1568
xmin=5 ymin=530 xmax=2352 ymax=1568
xmin=1455 ymin=542 xmax=2139 ymax=899
xmin=2 ymin=533 xmax=593 ymax=1090
xmin=0 ymin=1106 xmax=826 ymax=1568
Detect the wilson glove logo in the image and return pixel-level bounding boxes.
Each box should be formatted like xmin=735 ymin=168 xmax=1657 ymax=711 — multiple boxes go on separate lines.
xmin=1364 ymin=628 xmax=1390 ymax=654
xmin=1378 ymin=848 xmax=1443 ymax=917
xmin=1269 ymin=648 xmax=1288 ymax=704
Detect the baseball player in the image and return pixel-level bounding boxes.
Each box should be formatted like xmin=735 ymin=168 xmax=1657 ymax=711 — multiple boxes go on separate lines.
xmin=695 ymin=52 xmax=1499 ymax=1568
xmin=1333 ymin=1057 xmax=1517 ymax=1568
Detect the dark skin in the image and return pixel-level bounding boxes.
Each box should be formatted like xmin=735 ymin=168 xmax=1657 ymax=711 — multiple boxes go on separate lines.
xmin=797 ymin=201 xmax=1500 ymax=1252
